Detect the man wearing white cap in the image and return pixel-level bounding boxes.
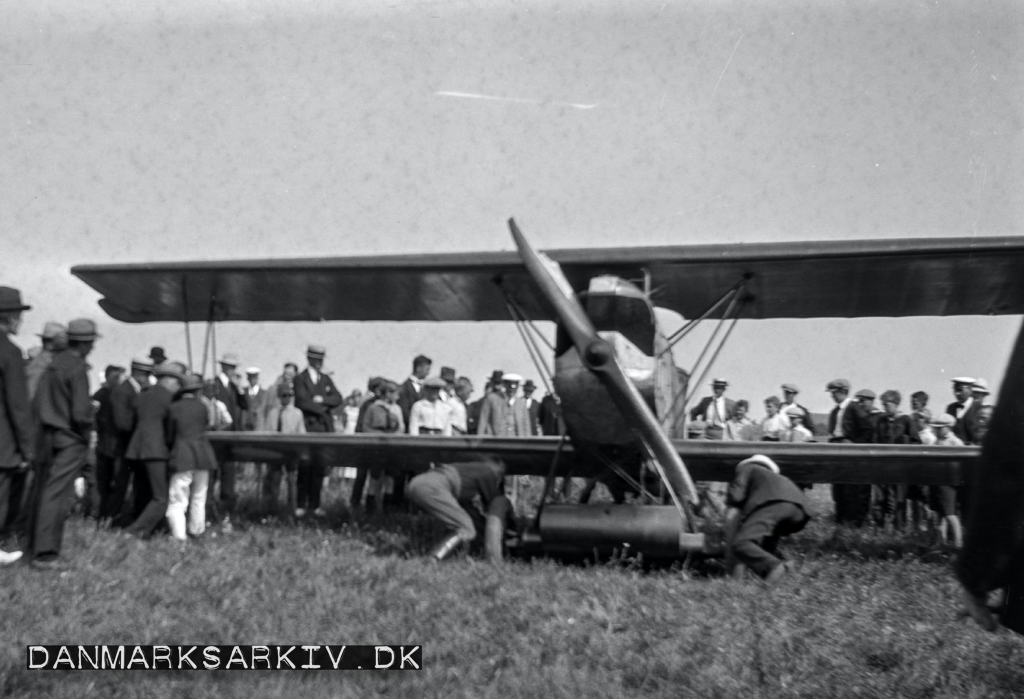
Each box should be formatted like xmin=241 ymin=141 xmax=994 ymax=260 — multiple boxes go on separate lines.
xmin=971 ymin=378 xmax=991 ymax=407
xmin=945 ymin=377 xmax=980 ymax=445
xmin=725 ymin=455 xmax=811 ymax=584
xmin=689 ymin=379 xmax=736 ymax=440
xmin=242 ymin=367 xmax=268 ymax=432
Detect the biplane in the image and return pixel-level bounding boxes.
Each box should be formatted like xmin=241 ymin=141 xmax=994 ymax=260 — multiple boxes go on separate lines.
xmin=71 ymin=222 xmax=1024 ymax=561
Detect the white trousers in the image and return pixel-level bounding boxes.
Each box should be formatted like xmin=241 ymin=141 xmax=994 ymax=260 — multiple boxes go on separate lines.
xmin=166 ymin=470 xmax=210 ymax=540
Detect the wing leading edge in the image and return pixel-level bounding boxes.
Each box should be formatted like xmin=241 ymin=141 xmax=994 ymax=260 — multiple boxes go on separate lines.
xmin=73 ymin=236 xmax=1024 ymax=323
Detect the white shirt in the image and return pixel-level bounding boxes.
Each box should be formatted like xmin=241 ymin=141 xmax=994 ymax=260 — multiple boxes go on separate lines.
xmin=306 ymin=367 xmax=319 ymax=385
xmin=447 ymin=395 xmax=467 ymax=434
xmin=409 ymin=398 xmax=453 ymax=435
xmin=706 ymin=396 xmax=727 ymax=427
xmin=760 ymin=413 xmax=788 ymax=440
xmin=831 ymin=398 xmax=853 ymax=438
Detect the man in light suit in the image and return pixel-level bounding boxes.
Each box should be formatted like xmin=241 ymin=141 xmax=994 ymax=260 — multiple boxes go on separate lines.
xmin=293 ymin=345 xmax=342 ymax=516
xmin=689 ymin=378 xmax=736 ymax=440
xmin=502 ymin=374 xmax=531 ymax=438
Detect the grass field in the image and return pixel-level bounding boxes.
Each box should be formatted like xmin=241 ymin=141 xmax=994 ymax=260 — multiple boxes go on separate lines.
xmin=2 ymin=478 xmax=1023 ymax=698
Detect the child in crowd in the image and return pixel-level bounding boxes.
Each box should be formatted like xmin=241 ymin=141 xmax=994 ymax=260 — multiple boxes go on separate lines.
xmin=759 ymin=396 xmax=787 ymax=441
xmin=724 ymin=400 xmax=757 ymax=441
xmin=262 ymin=382 xmax=306 ymax=515
xmin=926 ymin=413 xmax=964 ymax=547
xmin=780 ymin=406 xmax=814 ymax=442
xmin=361 ymin=380 xmax=402 ymax=513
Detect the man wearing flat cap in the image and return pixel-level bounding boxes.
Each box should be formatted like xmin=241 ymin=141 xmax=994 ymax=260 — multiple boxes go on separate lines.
xmin=293 ymin=345 xmax=342 ymax=516
xmin=946 ymin=377 xmax=981 ymax=445
xmin=689 ymin=379 xmax=736 ymax=440
xmin=826 ymin=379 xmax=873 ymax=525
xmin=123 ymin=361 xmax=186 ymax=540
xmin=409 ymin=377 xmax=454 ymax=436
xmin=26 ymin=321 xmax=67 ymax=401
xmin=725 ymin=454 xmax=811 ymax=584
xmin=28 ymin=318 xmax=100 ymax=568
xmin=0 ymin=287 xmax=34 ymax=564
xmin=780 ymin=383 xmax=815 ymax=434
xmin=398 ymin=354 xmax=432 ymax=432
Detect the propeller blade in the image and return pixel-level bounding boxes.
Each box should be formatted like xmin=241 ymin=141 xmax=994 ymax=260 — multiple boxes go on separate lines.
xmin=508 ymin=218 xmax=699 ymax=506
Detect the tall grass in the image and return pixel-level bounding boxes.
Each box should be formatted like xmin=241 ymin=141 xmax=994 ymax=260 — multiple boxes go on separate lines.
xmin=1 ymin=480 xmax=1022 ymax=698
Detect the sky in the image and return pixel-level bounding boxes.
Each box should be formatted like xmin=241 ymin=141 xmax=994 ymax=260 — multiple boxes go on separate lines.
xmin=1 ymin=0 xmax=1022 ymax=415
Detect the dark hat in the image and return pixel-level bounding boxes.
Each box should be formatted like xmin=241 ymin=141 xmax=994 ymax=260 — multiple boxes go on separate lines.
xmin=413 ymin=354 xmax=432 ymax=367
xmin=854 ymin=389 xmax=876 ymax=400
xmin=307 ymin=345 xmax=326 ymax=359
xmin=66 ymin=318 xmax=101 ymax=341
xmin=104 ymin=364 xmax=125 ymax=376
xmin=177 ymin=373 xmax=204 ymax=394
xmin=39 ymin=322 xmax=67 ymax=340
xmin=277 ymin=382 xmax=295 ymax=398
xmin=423 ymin=376 xmax=447 ymax=389
xmin=523 ymin=380 xmax=537 ymax=391
xmin=0 ymin=287 xmax=31 ymax=312
xmin=440 ymin=366 xmax=456 ymax=383
xmin=149 ymin=346 xmax=167 ymax=362
xmin=826 ymin=379 xmax=851 ymax=391
xmin=367 ymin=376 xmax=385 ymax=393
xmin=489 ymin=370 xmax=505 ymax=385
xmin=219 ymin=352 xmax=240 ymax=366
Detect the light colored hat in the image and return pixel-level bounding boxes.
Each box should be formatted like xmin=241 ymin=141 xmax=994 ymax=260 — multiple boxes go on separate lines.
xmin=972 ymin=378 xmax=990 ymax=395
xmin=219 ymin=352 xmax=240 ymax=366
xmin=502 ymin=373 xmax=523 ymax=383
xmin=66 ymin=318 xmax=101 ymax=341
xmin=711 ymin=378 xmax=728 ymax=386
xmin=929 ymin=413 xmax=956 ymax=428
xmin=951 ymin=376 xmax=975 ymax=385
xmin=130 ymin=357 xmax=154 ymax=372
xmin=737 ymin=454 xmax=780 ymax=475
xmin=781 ymin=383 xmax=799 ymax=393
xmin=785 ymin=405 xmax=805 ymax=417
xmin=246 ymin=367 xmax=260 ymax=375
xmin=307 ymin=345 xmax=327 ymax=358
xmin=153 ymin=360 xmax=187 ymax=379
xmin=38 ymin=322 xmax=67 ymax=340
xmin=423 ymin=376 xmax=448 ymax=388
xmin=827 ymin=379 xmax=850 ymax=391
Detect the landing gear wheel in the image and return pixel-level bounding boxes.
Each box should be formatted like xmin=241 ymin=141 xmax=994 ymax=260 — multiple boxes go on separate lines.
xmin=485 ymin=495 xmax=513 ymax=565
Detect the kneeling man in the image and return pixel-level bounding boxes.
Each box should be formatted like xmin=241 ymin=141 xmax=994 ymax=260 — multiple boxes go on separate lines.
xmin=406 ymin=461 xmax=505 ymax=560
xmin=726 ymin=454 xmax=810 ymax=584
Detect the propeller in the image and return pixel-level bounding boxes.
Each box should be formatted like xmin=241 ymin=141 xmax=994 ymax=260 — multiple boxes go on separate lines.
xmin=508 ymin=218 xmax=700 ymax=508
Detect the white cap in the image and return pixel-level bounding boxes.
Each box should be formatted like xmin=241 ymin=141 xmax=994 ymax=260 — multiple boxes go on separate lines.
xmin=502 ymin=373 xmax=523 ymax=383
xmin=737 ymin=454 xmax=781 ymax=475
xmin=246 ymin=367 xmax=260 ymax=375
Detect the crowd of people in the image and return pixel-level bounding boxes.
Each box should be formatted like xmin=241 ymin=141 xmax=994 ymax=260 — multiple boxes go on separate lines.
xmin=0 ymin=283 xmax=993 ymax=570
xmin=686 ymin=376 xmax=991 ymax=546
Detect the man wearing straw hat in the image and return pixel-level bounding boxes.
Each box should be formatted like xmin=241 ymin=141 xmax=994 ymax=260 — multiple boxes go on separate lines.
xmin=0 ymin=287 xmax=34 ymax=564
xmin=28 ymin=318 xmax=100 ymax=569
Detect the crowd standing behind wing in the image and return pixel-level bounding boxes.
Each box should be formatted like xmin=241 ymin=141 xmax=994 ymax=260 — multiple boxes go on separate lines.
xmin=0 ymin=288 xmax=999 ymax=575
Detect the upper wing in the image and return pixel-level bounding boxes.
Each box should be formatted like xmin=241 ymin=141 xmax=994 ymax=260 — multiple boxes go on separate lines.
xmin=210 ymin=432 xmax=978 ymax=485
xmin=72 ymin=236 xmax=1024 ymax=323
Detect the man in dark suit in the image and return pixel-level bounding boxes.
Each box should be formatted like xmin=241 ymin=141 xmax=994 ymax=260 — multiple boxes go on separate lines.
xmin=90 ymin=364 xmax=124 ymax=523
xmin=826 ymin=378 xmax=873 ymax=525
xmin=725 ymin=454 xmax=810 ymax=583
xmin=523 ymin=380 xmax=542 ymax=437
xmin=29 ymin=318 xmax=100 ymax=568
xmin=946 ymin=377 xmax=981 ymax=445
xmin=689 ymin=378 xmax=736 ymax=440
xmin=0 ymin=287 xmax=34 ymax=564
xmin=108 ymin=357 xmax=152 ymax=525
xmin=397 ymin=354 xmax=431 ymax=432
xmin=211 ymin=352 xmax=248 ymax=526
xmin=123 ymin=361 xmax=185 ymax=540
xmin=293 ymin=345 xmax=342 ymax=516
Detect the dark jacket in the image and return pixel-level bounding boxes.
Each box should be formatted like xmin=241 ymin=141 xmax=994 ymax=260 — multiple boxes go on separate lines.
xmin=946 ymin=399 xmax=981 ymax=445
xmin=110 ymin=376 xmax=144 ymax=455
xmin=124 ymin=385 xmax=174 ymax=461
xmin=34 ymin=348 xmax=93 ymax=443
xmin=92 ymin=384 xmax=119 ymax=458
xmin=396 ymin=378 xmax=422 ymax=432
xmin=215 ymin=375 xmax=248 ymax=432
xmin=689 ymin=396 xmax=737 ymax=423
xmin=453 ymin=462 xmax=506 ymax=507
xmin=294 ymin=368 xmax=342 ymax=433
xmin=362 ymin=400 xmax=401 ymax=434
xmin=727 ymin=462 xmax=810 ymax=520
xmin=873 ymin=413 xmax=919 ymax=445
xmin=167 ymin=395 xmax=217 ymax=472
xmin=0 ymin=333 xmax=35 ymax=467
xmin=828 ymin=401 xmax=873 ymax=443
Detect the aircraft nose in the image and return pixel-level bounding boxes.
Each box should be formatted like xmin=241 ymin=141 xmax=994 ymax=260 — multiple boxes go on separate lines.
xmin=584 ymin=339 xmax=613 ymax=369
